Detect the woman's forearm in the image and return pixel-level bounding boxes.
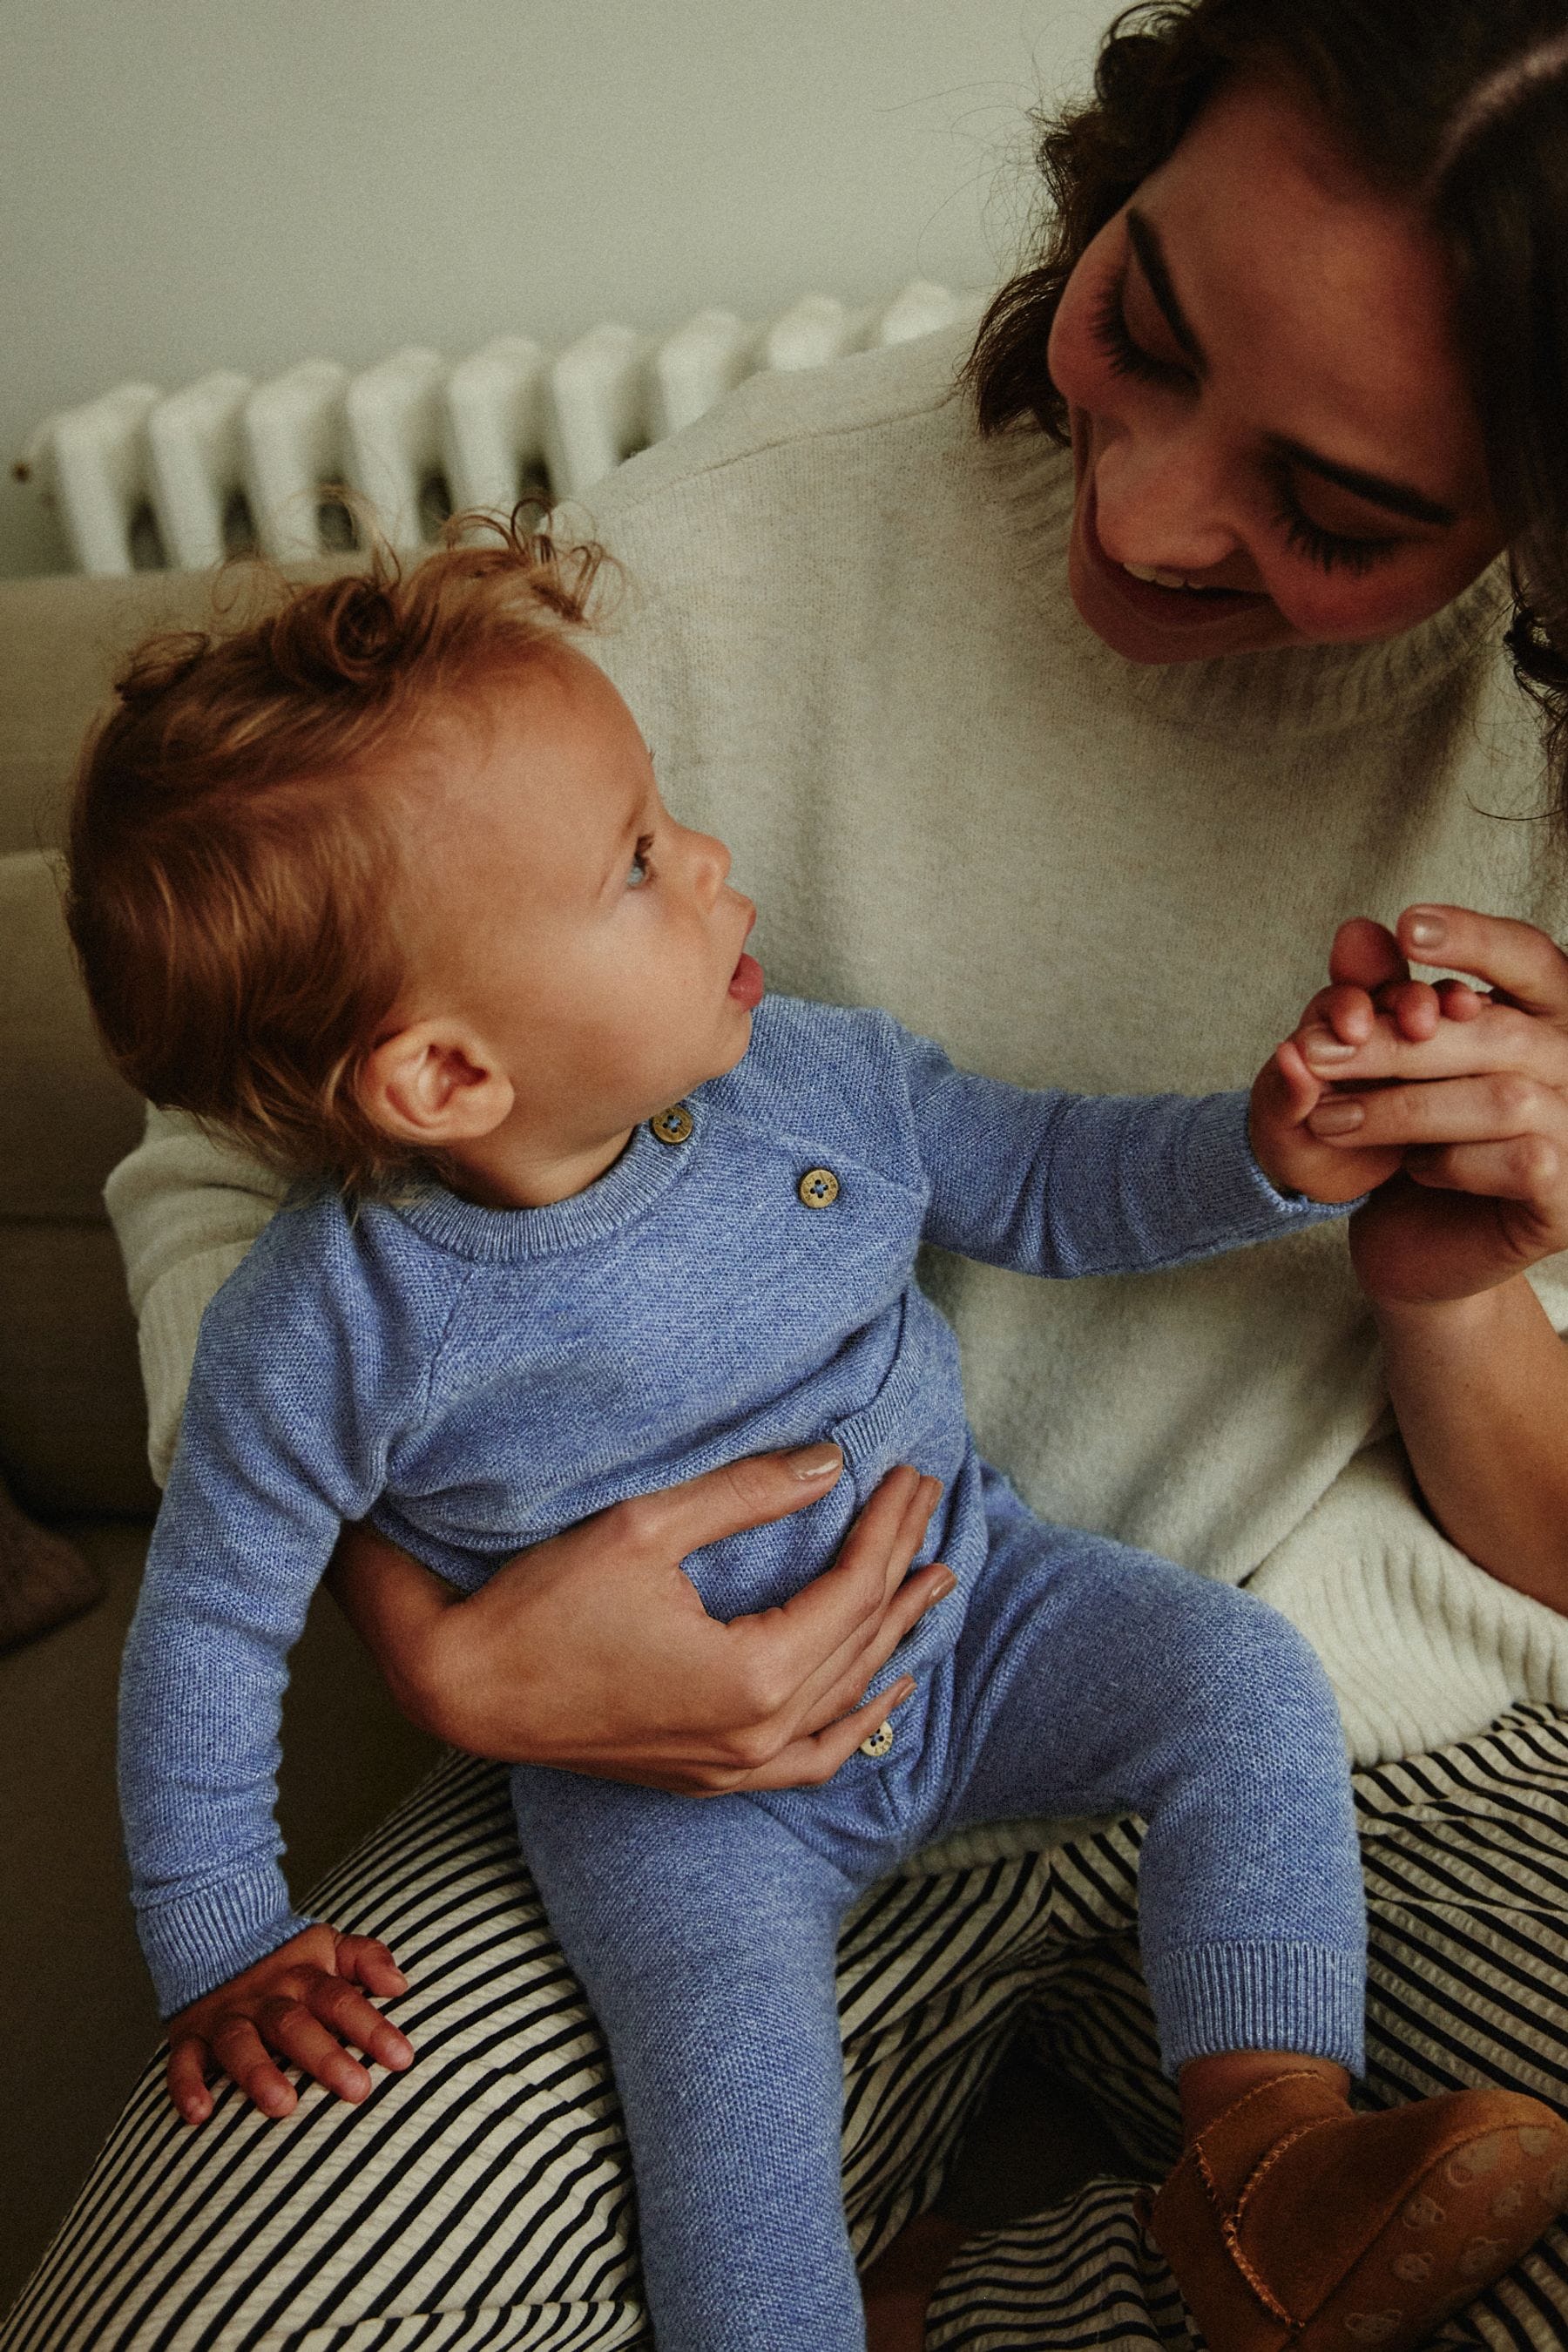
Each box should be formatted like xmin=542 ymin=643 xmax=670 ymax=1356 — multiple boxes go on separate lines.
xmin=1375 ymin=1276 xmax=1568 ymax=1613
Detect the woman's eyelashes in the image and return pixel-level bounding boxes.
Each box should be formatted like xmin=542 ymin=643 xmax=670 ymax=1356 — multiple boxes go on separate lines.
xmin=1088 ymin=269 xmax=1404 ymax=578
xmin=1257 ymin=455 xmax=1400 ymax=579
xmin=1091 ymin=274 xmax=1191 ymax=391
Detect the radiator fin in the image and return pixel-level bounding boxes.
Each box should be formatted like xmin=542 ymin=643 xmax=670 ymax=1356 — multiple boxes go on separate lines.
xmin=20 ymin=282 xmax=989 ymax=576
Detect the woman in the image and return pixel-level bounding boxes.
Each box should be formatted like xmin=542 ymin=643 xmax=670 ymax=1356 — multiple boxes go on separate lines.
xmin=14 ymin=2 xmax=1568 ymax=2343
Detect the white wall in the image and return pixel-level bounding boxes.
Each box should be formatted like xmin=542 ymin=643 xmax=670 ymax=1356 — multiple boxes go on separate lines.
xmin=0 ymin=0 xmax=1119 ymax=577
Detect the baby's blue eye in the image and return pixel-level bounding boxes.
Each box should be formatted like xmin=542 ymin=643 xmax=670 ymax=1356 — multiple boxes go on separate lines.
xmin=626 ymin=841 xmax=652 ymax=888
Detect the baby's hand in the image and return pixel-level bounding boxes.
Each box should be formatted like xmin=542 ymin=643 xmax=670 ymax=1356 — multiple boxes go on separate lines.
xmin=1248 ymin=966 xmax=1478 ymax=1203
xmin=165 ymin=1921 xmax=413 ymax=2125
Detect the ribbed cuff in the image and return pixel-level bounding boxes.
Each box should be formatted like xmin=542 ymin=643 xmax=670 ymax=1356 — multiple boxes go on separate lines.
xmin=1183 ymin=1092 xmax=1364 ymax=1237
xmin=137 ymin=1861 xmax=313 ymax=2017
xmin=1145 ymin=1940 xmax=1366 ymax=2078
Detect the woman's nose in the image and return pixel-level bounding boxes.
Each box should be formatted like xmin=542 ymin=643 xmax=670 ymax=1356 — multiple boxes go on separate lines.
xmin=1092 ymin=423 xmax=1240 ymax=577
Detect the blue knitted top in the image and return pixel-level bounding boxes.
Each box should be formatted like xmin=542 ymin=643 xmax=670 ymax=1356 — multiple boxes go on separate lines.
xmin=119 ymin=997 xmax=1342 ymax=2014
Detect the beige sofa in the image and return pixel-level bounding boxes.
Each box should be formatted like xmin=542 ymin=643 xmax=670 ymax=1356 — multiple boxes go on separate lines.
xmin=0 ymin=566 xmax=443 ymax=2314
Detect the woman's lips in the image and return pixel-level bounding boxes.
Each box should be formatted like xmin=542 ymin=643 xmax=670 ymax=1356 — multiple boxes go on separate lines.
xmin=729 ymin=950 xmax=764 ymax=1010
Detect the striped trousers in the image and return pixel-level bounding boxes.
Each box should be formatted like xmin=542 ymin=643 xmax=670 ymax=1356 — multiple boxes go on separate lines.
xmin=6 ymin=1702 xmax=1568 ymax=2351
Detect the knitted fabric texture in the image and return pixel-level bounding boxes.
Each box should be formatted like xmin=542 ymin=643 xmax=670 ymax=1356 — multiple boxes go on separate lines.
xmin=118 ymin=997 xmax=1336 ymax=2015
xmin=107 ymin=326 xmax=1568 ymax=1773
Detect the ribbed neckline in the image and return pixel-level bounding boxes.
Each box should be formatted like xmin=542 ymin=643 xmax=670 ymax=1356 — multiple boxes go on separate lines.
xmin=973 ymin=421 xmax=1512 ymax=742
xmin=388 ymin=1102 xmax=701 ymax=1263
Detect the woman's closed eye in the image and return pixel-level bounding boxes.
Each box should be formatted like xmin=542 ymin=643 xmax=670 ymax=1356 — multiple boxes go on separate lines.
xmin=1092 ymin=272 xmax=1192 ymax=393
xmin=1090 ymin=271 xmax=1405 ymax=578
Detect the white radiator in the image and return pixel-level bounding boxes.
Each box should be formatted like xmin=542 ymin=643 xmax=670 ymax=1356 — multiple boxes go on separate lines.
xmin=17 ymin=281 xmax=988 ymax=578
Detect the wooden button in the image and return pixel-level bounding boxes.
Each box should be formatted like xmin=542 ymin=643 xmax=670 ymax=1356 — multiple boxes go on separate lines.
xmin=798 ymin=1166 xmax=840 ymax=1208
xmin=650 ymin=1105 xmax=693 ymax=1146
xmin=859 ymin=1720 xmax=895 ymax=1759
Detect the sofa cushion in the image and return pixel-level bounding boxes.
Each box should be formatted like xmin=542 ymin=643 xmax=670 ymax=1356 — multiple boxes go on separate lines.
xmin=0 ymin=848 xmax=155 ymax=1514
xmin=0 ymin=849 xmax=145 ymax=1220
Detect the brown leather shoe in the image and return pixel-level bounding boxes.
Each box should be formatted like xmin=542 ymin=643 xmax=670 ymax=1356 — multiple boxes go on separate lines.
xmin=1144 ymin=2070 xmax=1568 ymax=2350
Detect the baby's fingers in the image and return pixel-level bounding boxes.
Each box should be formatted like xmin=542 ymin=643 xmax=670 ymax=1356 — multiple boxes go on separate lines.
xmin=208 ymin=2014 xmax=299 ymax=2118
xmin=308 ymin=1969 xmax=415 ymax=2075
xmin=334 ymin=1932 xmax=409 ymax=2000
xmin=1372 ymin=978 xmax=1442 ymax=1040
xmin=167 ymin=2030 xmax=216 ymax=2126
xmin=1328 ymin=916 xmax=1409 ymax=996
xmin=1436 ymin=977 xmax=1489 ymax=1023
xmin=1294 ymin=983 xmax=1376 ymax=1050
xmin=251 ymin=1993 xmax=375 ymax=2105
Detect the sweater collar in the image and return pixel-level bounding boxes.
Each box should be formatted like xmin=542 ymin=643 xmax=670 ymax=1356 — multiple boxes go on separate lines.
xmin=975 ymin=419 xmax=1512 ymax=741
xmin=387 ymin=1099 xmax=703 ymax=1263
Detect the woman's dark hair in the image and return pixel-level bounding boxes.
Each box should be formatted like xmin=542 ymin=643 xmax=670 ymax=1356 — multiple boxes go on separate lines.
xmin=965 ymin=0 xmax=1568 ymax=813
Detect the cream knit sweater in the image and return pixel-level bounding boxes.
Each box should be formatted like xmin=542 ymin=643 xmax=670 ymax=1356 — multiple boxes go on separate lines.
xmin=106 ymin=323 xmax=1568 ymax=1773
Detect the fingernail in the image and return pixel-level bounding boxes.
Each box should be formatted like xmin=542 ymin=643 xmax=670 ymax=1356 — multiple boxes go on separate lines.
xmin=1406 ymin=908 xmax=1445 ymax=950
xmin=787 ymin=1443 xmax=841 ymax=1479
xmin=890 ymin=1679 xmax=916 ymax=1707
xmin=1302 ymin=1031 xmax=1356 ymax=1064
xmin=931 ymin=1570 xmax=957 ymax=1601
xmin=1310 ymin=1100 xmax=1364 ymax=1135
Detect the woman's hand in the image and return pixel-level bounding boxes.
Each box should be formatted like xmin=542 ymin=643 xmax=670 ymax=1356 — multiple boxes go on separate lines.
xmin=1281 ymin=906 xmax=1568 ymax=1609
xmin=1295 ymin=906 xmax=1568 ymax=1301
xmin=166 ymin=1923 xmax=413 ymax=2125
xmin=325 ymin=1450 xmax=952 ymax=1794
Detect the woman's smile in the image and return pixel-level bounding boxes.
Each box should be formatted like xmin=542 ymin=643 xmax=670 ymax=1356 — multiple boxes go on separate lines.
xmin=1050 ymin=78 xmax=1506 ymax=666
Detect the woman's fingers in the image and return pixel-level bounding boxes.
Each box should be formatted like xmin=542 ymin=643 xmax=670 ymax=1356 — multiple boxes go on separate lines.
xmin=738 ymin=1468 xmax=940 ymax=1704
xmin=642 ymin=1470 xmax=947 ymax=1786
xmin=615 ymin=1443 xmax=846 ymax=1565
xmin=731 ymin=1679 xmax=919 ymax=1791
xmin=1397 ymin=904 xmax=1568 ymax=1017
xmin=1301 ymin=998 xmax=1567 ymax=1086
xmin=1403 ymin=1137 xmax=1567 ymax=1201
xmin=1309 ymin=1072 xmax=1568 ymax=1152
xmin=782 ymin=1555 xmax=954 ymax=1742
xmin=1311 ymin=1078 xmax=1568 ymax=1253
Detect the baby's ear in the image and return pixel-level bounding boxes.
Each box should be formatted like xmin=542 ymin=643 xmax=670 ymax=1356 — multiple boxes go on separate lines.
xmin=358 ymin=1020 xmax=514 ymax=1145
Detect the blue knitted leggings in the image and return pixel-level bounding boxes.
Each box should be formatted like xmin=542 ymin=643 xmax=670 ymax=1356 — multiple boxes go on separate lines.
xmin=510 ymin=1476 xmax=1364 ymax=2352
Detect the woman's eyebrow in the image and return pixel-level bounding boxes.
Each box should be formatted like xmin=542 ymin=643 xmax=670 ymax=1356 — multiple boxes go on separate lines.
xmin=1125 ymin=206 xmax=1461 ymax=529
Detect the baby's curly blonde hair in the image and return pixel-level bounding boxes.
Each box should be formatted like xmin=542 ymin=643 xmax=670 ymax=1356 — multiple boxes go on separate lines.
xmin=67 ymin=513 xmax=610 ymax=1197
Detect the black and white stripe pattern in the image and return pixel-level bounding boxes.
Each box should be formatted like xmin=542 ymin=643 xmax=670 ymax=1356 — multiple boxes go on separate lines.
xmin=7 ymin=1707 xmax=1567 ymax=2350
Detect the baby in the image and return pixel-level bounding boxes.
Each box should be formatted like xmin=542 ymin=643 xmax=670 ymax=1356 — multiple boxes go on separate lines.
xmin=69 ymin=524 xmax=1568 ymax=2352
